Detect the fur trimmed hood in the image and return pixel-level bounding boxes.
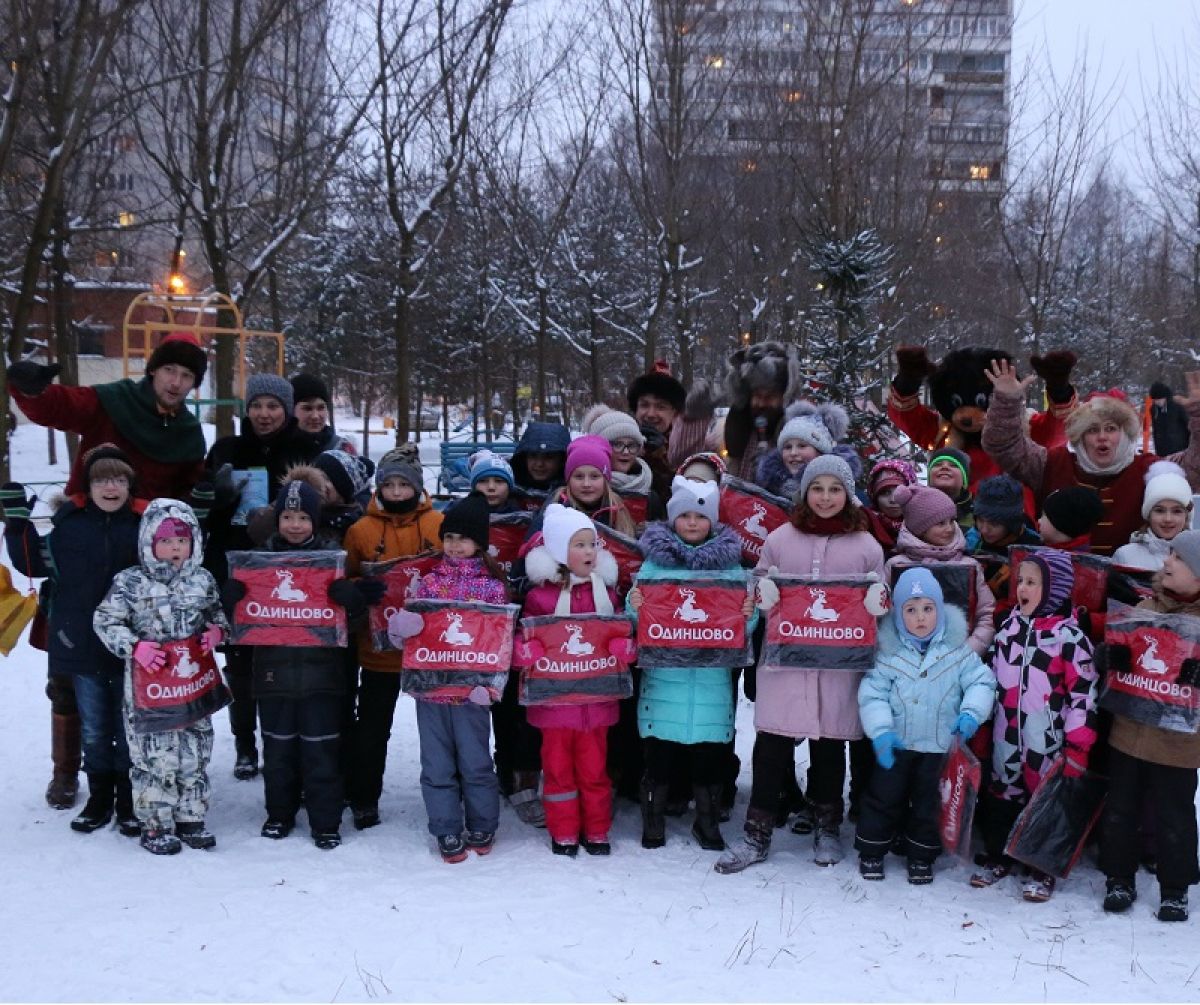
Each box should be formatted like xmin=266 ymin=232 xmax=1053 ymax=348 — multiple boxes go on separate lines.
xmin=281 ymin=463 xmax=330 ymax=498
xmin=877 ymin=602 xmax=970 ymax=655
xmin=1064 ymin=391 xmax=1140 ymax=446
xmin=638 ymin=521 xmax=742 ymax=570
xmin=524 ymin=541 xmax=618 ymax=587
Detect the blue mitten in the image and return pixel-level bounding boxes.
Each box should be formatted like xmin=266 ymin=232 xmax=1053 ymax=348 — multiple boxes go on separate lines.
xmin=872 ymin=731 xmax=905 ymax=770
xmin=952 ymin=713 xmax=979 ymax=740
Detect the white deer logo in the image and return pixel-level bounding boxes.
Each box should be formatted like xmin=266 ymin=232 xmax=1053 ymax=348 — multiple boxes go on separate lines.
xmin=439 ymin=613 xmax=474 ymax=646
xmin=1138 ymin=638 xmax=1169 ymax=676
xmin=805 ymin=588 xmax=839 ymax=624
xmin=740 ymin=503 xmax=769 ymax=541
xmin=674 ymin=587 xmax=709 ymax=624
xmin=402 ymin=566 xmax=423 ymax=598
xmin=561 ymin=624 xmax=594 ymax=656
xmin=271 ymin=569 xmax=308 ymax=603
xmin=173 ymin=646 xmax=200 ymax=679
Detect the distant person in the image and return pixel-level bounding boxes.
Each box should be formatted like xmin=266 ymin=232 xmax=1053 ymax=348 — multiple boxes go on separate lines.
xmin=1149 ymin=381 xmax=1191 ymax=456
xmin=291 ymin=373 xmax=356 ymax=454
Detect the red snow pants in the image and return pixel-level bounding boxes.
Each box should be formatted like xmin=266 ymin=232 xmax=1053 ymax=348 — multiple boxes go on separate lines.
xmin=540 ymin=725 xmax=612 ymax=844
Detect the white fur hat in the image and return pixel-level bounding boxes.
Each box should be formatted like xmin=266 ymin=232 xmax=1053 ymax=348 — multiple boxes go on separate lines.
xmin=776 ymin=401 xmax=850 ymax=455
xmin=541 ymin=503 xmax=596 ymax=566
xmin=581 ymin=404 xmax=644 ymax=447
xmin=666 ymin=476 xmax=720 ymax=524
xmin=1142 ymin=460 xmax=1194 ymax=519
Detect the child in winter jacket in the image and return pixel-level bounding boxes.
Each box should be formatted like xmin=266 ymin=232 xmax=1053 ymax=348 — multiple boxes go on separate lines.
xmin=863 ymin=458 xmax=918 ymax=558
xmin=627 ymin=477 xmax=757 ymax=852
xmin=222 ymin=480 xmax=377 ymax=849
xmin=516 ymin=504 xmax=624 ymax=855
xmin=93 ymin=500 xmax=229 ymax=855
xmin=581 ymin=405 xmax=665 ymax=532
xmin=855 ymin=568 xmax=995 ymax=884
xmin=342 ymin=447 xmax=443 ymax=829
xmin=1112 ymin=462 xmax=1194 ymax=572
xmin=1037 ymin=486 xmax=1105 ymax=553
xmin=973 ymin=548 xmax=1098 ymax=902
xmin=3 ymin=445 xmax=146 ymax=837
xmin=1098 ymin=530 xmax=1200 ymax=922
xmin=756 ymin=402 xmax=862 ymax=501
xmin=884 ymin=484 xmax=996 ymax=655
xmin=926 ymin=447 xmax=974 ymax=532
xmin=469 ymin=450 xmax=523 ymax=514
xmin=716 ymin=455 xmax=888 ymax=874
xmin=965 ymin=475 xmax=1041 ymax=616
xmin=386 ymin=492 xmax=509 ymax=863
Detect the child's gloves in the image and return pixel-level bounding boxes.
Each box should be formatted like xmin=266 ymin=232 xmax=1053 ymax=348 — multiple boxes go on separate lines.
xmin=219 ymin=578 xmax=248 ymax=612
xmin=512 ymin=637 xmax=546 ymax=666
xmin=607 ymin=637 xmax=637 ymax=663
xmin=0 ymin=482 xmax=34 ymax=523
xmin=333 ymin=577 xmax=385 ymax=606
xmin=200 ymin=624 xmax=224 ymax=653
xmin=756 ymin=570 xmax=780 ymax=612
xmin=7 ymin=360 xmax=61 ymax=397
xmin=132 ymin=640 xmax=166 ymax=672
xmin=864 ymin=579 xmax=890 ymax=617
xmin=1180 ymin=658 xmax=1200 ymax=688
xmin=386 ymin=609 xmax=425 ymax=647
xmin=872 ymin=731 xmax=905 ymax=770
xmin=467 ymin=685 xmax=493 ymax=706
xmin=951 ymin=713 xmax=979 ymax=740
xmin=1061 ymin=747 xmax=1088 ymax=779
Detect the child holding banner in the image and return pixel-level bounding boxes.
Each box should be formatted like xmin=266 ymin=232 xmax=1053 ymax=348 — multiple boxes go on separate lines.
xmin=518 ymin=504 xmax=625 ymax=856
xmin=855 ymin=568 xmax=995 ymax=884
xmin=93 ymin=500 xmax=230 ymax=855
xmin=716 ymin=455 xmax=887 ymax=874
xmin=1112 ymin=461 xmax=1194 ymax=572
xmin=627 ymin=477 xmax=756 ymax=852
xmin=973 ymin=548 xmax=1097 ymax=902
xmin=387 ymin=492 xmax=510 ymax=863
xmin=1098 ymin=530 xmax=1200 ymax=922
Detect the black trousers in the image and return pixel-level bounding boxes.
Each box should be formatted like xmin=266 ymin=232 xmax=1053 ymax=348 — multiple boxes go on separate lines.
xmin=979 ymin=790 xmax=1025 ymax=861
xmin=607 ymin=667 xmax=644 ymax=797
xmin=1100 ymin=748 xmax=1200 ymax=891
xmin=490 ymin=668 xmax=542 ymax=794
xmin=854 ymin=750 xmax=943 ymax=863
xmin=222 ymin=647 xmax=258 ymax=750
xmin=259 ymin=693 xmax=343 ymax=832
xmin=349 ymin=669 xmax=403 ymax=809
xmin=643 ymin=737 xmax=726 ymax=788
xmin=750 ymin=733 xmax=850 ymax=820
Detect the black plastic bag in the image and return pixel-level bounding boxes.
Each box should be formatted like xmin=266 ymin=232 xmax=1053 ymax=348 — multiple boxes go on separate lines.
xmin=1004 ymin=759 xmax=1106 ymax=879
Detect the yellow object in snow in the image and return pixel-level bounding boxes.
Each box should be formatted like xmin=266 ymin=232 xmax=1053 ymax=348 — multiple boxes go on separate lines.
xmin=0 ymin=565 xmax=38 ymax=656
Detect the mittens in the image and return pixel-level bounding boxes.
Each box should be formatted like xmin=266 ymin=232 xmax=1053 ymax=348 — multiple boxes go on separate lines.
xmin=467 ymin=685 xmax=493 ymax=706
xmin=872 ymin=731 xmax=905 ymax=770
xmin=864 ymin=580 xmax=890 ymax=617
xmin=756 ymin=571 xmax=780 ymax=612
xmin=0 ymin=482 xmax=34 ymax=522
xmin=212 ymin=463 xmax=245 ymax=511
xmin=387 ymin=609 xmax=426 ymax=647
xmin=200 ymin=624 xmax=224 ymax=654
xmin=7 ymin=360 xmax=61 ymax=397
xmin=951 ymin=713 xmax=979 ymax=740
xmin=1030 ymin=351 xmax=1077 ymax=403
xmin=219 ymin=578 xmax=248 ymax=615
xmin=132 ymin=640 xmax=166 ymax=672
xmin=1062 ymin=748 xmax=1087 ymax=779
xmin=355 ymin=577 xmax=386 ymax=605
xmin=684 ymin=378 xmax=720 ymax=420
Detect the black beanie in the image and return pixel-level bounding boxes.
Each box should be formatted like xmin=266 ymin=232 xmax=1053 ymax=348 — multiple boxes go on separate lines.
xmin=274 ymin=479 xmax=322 ymax=528
xmin=291 ymin=373 xmax=331 ymax=411
xmin=146 ymin=332 xmax=207 ymax=384
xmin=1149 ymin=381 xmax=1172 ymax=400
xmin=1042 ymin=486 xmax=1104 ymax=540
xmin=440 ymin=491 xmax=491 ymax=552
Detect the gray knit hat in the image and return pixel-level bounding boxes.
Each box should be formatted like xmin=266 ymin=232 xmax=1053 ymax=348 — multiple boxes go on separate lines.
xmin=798 ymin=454 xmax=859 ymax=506
xmin=245 ymin=373 xmax=294 ymax=414
xmin=1169 ymin=530 xmax=1200 ymax=580
xmin=376 ymin=447 xmax=423 ymax=493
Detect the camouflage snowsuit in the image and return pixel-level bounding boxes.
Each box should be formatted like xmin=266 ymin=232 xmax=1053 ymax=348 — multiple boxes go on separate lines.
xmin=94 ymin=500 xmax=229 ymax=831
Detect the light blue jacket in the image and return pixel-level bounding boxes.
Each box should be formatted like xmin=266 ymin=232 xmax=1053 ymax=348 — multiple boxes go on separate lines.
xmin=858 ymin=605 xmax=995 ymax=754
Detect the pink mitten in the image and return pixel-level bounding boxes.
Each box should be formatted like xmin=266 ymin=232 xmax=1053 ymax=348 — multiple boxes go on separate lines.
xmin=386 ymin=609 xmax=425 ymax=647
xmin=608 ymin=637 xmax=638 ymax=664
xmin=467 ymin=685 xmax=493 ymax=706
xmin=512 ymin=638 xmax=546 ymax=667
xmin=132 ymin=640 xmax=166 ymax=672
xmin=200 ymin=624 xmax=224 ymax=653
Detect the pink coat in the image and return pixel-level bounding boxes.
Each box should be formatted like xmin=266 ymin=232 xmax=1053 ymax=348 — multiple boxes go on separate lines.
xmin=754 ymin=523 xmax=885 ymax=740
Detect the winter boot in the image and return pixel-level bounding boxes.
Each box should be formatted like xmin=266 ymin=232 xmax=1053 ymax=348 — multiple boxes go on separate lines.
xmin=438 ymin=834 xmax=467 ymax=863
xmin=352 ymin=804 xmax=380 ymax=830
xmin=859 ymin=855 xmax=885 ymax=881
xmin=969 ymin=857 xmax=1012 ymax=888
xmin=789 ymin=800 xmax=816 ymax=836
xmin=1103 ymin=878 xmax=1137 ymax=913
xmin=714 ymin=808 xmax=773 ymax=874
xmin=70 ymin=773 xmax=115 ymax=833
xmin=691 ymin=784 xmax=726 ymax=851
xmin=509 ymin=770 xmax=546 ymax=828
xmin=1158 ymin=887 xmax=1189 ymax=923
xmin=551 ymin=840 xmax=579 ymax=857
xmin=233 ymin=738 xmax=259 ymax=781
xmin=46 ymin=712 xmax=81 ymax=809
xmin=261 ymin=818 xmax=294 ymax=840
xmin=113 ymin=774 xmax=140 ymax=837
xmin=140 ymin=827 xmax=182 ymax=856
xmin=582 ymin=838 xmax=611 ymax=856
xmin=313 ymin=830 xmax=342 ymax=851
xmin=812 ymin=803 xmax=845 ymax=867
xmin=465 ymin=830 xmax=496 ymax=855
xmin=640 ymin=778 xmax=669 ymax=849
xmin=907 ymin=859 xmax=934 ymax=885
xmin=177 ymin=821 xmax=217 ymax=850
xmin=1021 ymin=872 xmax=1055 ymax=902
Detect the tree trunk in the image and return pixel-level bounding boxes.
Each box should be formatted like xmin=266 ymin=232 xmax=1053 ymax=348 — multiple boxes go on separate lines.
xmin=50 ymin=203 xmax=80 ymax=463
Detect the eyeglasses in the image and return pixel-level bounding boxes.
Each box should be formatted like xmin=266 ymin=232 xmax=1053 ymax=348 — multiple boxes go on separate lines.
xmin=92 ymin=477 xmax=130 ymax=488
xmin=611 ymin=440 xmax=641 ymax=455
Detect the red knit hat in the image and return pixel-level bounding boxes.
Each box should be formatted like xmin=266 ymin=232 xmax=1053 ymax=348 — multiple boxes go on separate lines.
xmin=146 ymin=331 xmax=207 ymax=384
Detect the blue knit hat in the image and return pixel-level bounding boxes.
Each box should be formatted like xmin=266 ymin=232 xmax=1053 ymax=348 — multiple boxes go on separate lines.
xmin=892 ymin=567 xmax=944 ymax=648
xmin=274 ymin=478 xmax=321 ymax=528
xmin=468 ymin=449 xmax=514 ymax=490
xmin=973 ymin=475 xmax=1025 ymax=532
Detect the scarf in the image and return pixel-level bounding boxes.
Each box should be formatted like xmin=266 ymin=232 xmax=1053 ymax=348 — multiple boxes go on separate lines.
xmin=92 ymin=378 xmax=205 ymax=463
xmin=798 ymin=512 xmax=851 ymax=536
xmin=554 ymin=573 xmax=614 ymax=615
xmin=611 ymin=458 xmax=653 ymax=495
xmin=1071 ymin=431 xmax=1137 ymax=477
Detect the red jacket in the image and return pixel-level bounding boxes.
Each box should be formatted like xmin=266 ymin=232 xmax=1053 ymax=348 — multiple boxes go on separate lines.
xmin=12 ymin=383 xmax=205 ymax=500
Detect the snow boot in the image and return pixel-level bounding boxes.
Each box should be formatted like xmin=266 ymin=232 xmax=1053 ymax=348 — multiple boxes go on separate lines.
xmin=1021 ymin=872 xmax=1055 ymax=902
xmin=233 ymin=739 xmax=259 ymax=781
xmin=907 ymin=859 xmax=933 ymax=885
xmin=113 ymin=774 xmax=140 ymax=837
xmin=509 ymin=770 xmax=546 ymax=828
xmin=969 ymin=857 xmax=1012 ymax=888
xmin=551 ymin=840 xmax=579 ymax=857
xmin=714 ymin=808 xmax=773 ymax=874
xmin=438 ymin=834 xmax=467 ymax=863
xmin=261 ymin=818 xmax=293 ymax=840
xmin=1158 ymin=888 xmax=1189 ymax=923
xmin=177 ymin=821 xmax=216 ymax=850
xmin=70 ymin=773 xmax=115 ymax=833
xmin=140 ymin=827 xmax=181 ymax=856
xmin=859 ymin=855 xmax=885 ymax=881
xmin=691 ymin=784 xmax=726 ymax=851
xmin=640 ymin=778 xmax=668 ymax=849
xmin=582 ymin=838 xmax=611 ymax=856
xmin=352 ymin=804 xmax=380 ymax=830
xmin=465 ymin=830 xmax=495 ymax=855
xmin=812 ymin=803 xmax=845 ymax=867
xmin=46 ymin=712 xmax=81 ymax=809
xmin=1103 ymin=878 xmax=1137 ymax=914
xmin=313 ymin=830 xmax=342 ymax=851
xmin=789 ymin=801 xmax=816 ymax=836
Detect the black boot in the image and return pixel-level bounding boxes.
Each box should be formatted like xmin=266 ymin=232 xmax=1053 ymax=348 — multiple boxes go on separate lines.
xmin=233 ymin=738 xmax=259 ymax=780
xmin=640 ymin=777 xmax=668 ymax=849
xmin=70 ymin=772 xmax=115 ymax=833
xmin=691 ymin=784 xmax=726 ymax=851
xmin=113 ymin=773 xmax=140 ymax=837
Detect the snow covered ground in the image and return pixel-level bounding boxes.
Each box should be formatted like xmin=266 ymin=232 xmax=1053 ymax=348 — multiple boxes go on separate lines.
xmin=1 ymin=423 xmax=1199 ymax=1002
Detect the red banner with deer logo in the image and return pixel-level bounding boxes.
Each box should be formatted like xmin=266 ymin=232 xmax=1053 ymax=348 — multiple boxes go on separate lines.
xmin=400 ymin=599 xmax=520 ymax=701
xmin=889 ymin=562 xmax=976 ymax=626
xmin=363 ymin=552 xmax=441 ymax=653
xmin=519 ymin=613 xmax=634 ymax=706
xmin=227 ymin=550 xmax=348 ymax=647
xmin=594 ymin=523 xmax=643 ymax=596
xmin=129 ymin=636 xmax=230 ymax=734
xmin=635 ymin=574 xmax=752 ymax=668
xmin=762 ymin=575 xmax=878 ymax=671
xmin=939 ymin=738 xmax=981 ymax=860
xmin=1101 ymin=601 xmax=1200 ymax=734
xmin=719 ymin=477 xmax=791 ymax=567
xmin=488 ymin=512 xmax=532 ymax=576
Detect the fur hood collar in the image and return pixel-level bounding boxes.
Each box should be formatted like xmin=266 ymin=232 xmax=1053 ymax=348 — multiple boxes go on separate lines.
xmin=525 ymin=541 xmax=618 ymax=587
xmin=877 ymin=603 xmax=969 ymax=655
xmin=638 ymin=521 xmax=742 ymax=570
